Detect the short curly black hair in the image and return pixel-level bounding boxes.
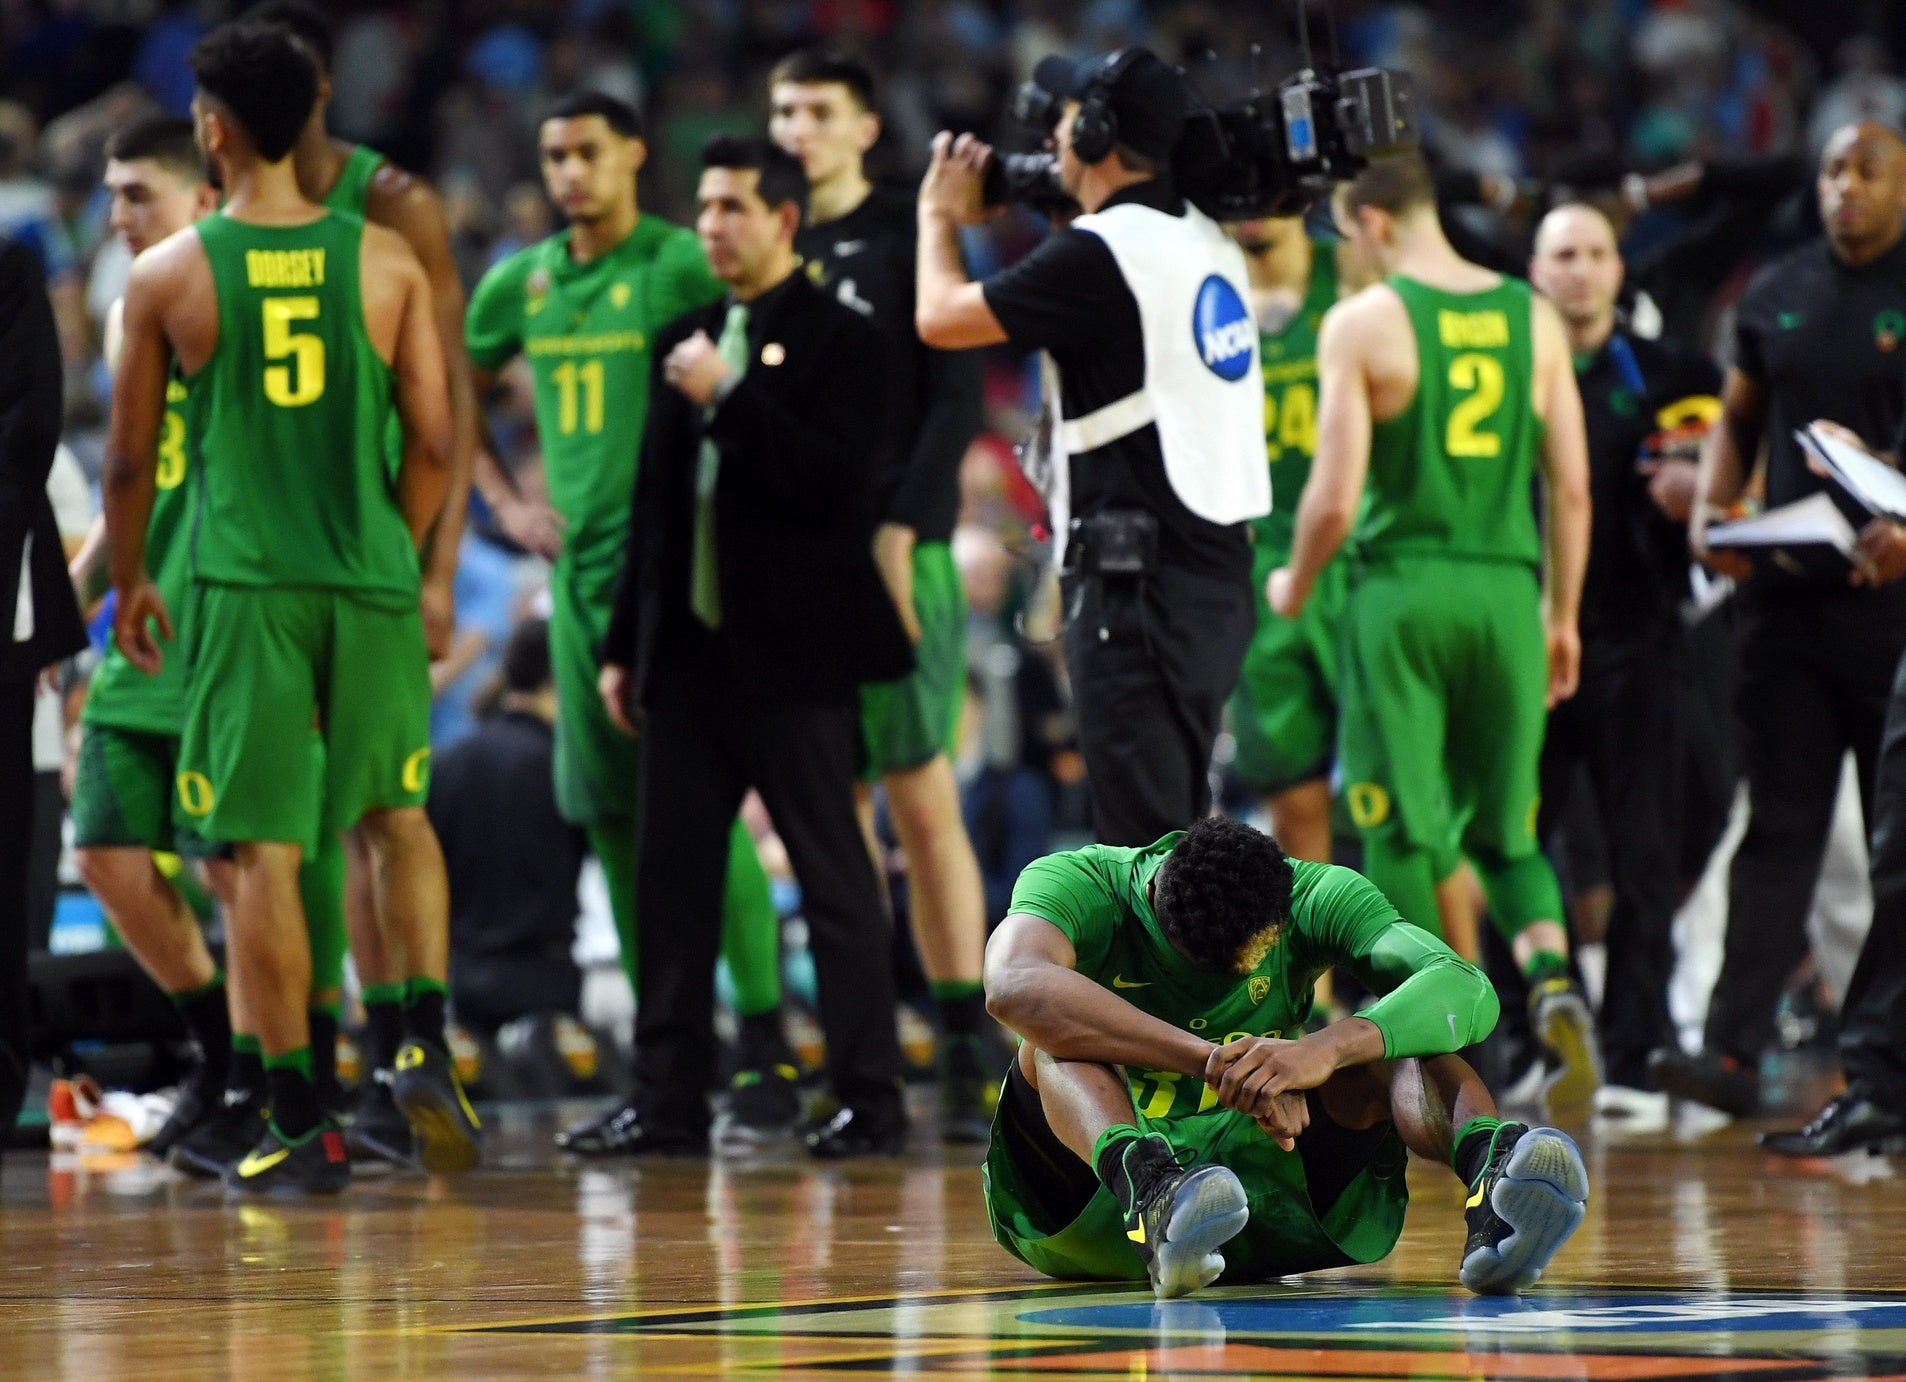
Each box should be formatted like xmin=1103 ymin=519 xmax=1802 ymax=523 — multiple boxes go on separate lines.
xmin=1152 ymin=816 xmax=1295 ymax=974
xmin=189 ymin=22 xmax=318 ymax=164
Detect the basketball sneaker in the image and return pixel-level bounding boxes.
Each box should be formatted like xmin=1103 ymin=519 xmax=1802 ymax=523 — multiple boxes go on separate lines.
xmin=1459 ymin=1122 xmax=1589 ymax=1295
xmin=391 ymin=1039 xmax=482 ymax=1175
xmin=1111 ymin=1136 xmax=1250 ymax=1300
xmin=1530 ymin=978 xmax=1601 ymax=1110
xmin=937 ymin=1034 xmax=1000 ymax=1146
xmin=169 ymin=1088 xmax=268 ymax=1179
xmin=147 ymin=1063 xmax=224 ymax=1159
xmin=225 ymin=1119 xmax=351 ymax=1196
xmin=344 ymin=1068 xmax=415 ymax=1167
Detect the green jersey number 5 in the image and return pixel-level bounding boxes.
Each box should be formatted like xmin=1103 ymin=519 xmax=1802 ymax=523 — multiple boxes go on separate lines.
xmin=263 ymin=296 xmax=325 ymax=408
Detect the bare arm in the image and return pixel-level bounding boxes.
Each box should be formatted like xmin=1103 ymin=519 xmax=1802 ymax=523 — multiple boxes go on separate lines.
xmin=1272 ymin=302 xmax=1371 ymax=613
xmin=389 ymin=257 xmax=453 ymax=548
xmin=102 ymin=257 xmax=174 ymax=672
xmin=983 ymin=914 xmax=1214 ymax=1077
xmin=1533 ymin=295 xmax=1590 ymax=704
xmin=1691 ymin=367 xmax=1765 ymax=580
xmin=69 ymin=514 xmax=108 ymax=606
xmin=374 ymin=178 xmax=478 ymax=603
xmin=916 ymin=132 xmax=1009 ymax=350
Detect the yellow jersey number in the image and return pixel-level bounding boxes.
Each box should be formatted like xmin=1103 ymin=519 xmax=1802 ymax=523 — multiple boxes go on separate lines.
xmin=155 ymin=409 xmax=186 ymax=490
xmin=1446 ymin=352 xmax=1505 ymax=458
xmin=551 ymin=358 xmax=606 ymax=435
xmin=262 ymin=296 xmax=325 ymax=408
xmin=1130 ymin=1028 xmax=1288 ymax=1120
xmin=1262 ymin=380 xmax=1317 ymax=464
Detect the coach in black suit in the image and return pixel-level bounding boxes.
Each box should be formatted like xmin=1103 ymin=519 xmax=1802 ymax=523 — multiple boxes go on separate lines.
xmin=593 ymin=135 xmax=914 ymax=1159
xmin=1 ymin=237 xmax=84 ymax=1138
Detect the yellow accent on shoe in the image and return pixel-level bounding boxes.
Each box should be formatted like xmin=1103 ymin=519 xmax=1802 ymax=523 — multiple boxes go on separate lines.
xmin=395 ymin=1045 xmax=426 ymax=1072
xmin=1465 ymin=1178 xmax=1487 ymax=1210
xmin=1127 ymin=1220 xmax=1147 ymax=1245
xmin=235 ymin=1145 xmax=290 ymax=1178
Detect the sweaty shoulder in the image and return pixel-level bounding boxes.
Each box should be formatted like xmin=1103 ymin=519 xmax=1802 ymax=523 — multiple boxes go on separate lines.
xmin=362 ymin=161 xmax=432 ymax=224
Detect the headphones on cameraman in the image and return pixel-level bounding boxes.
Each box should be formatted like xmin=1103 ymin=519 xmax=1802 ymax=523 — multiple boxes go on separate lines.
xmin=1070 ymin=49 xmax=1144 ymax=166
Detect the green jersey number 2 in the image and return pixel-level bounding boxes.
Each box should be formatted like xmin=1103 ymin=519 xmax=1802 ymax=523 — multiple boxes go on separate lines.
xmin=1445 ymin=352 xmax=1505 ymax=458
xmin=263 ymin=296 xmax=325 ymax=408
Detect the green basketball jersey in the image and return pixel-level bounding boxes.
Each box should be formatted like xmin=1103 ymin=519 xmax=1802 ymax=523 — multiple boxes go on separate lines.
xmin=1007 ymin=837 xmax=1410 ymax=1124
xmin=84 ymin=371 xmax=201 ymax=734
xmin=1253 ymin=244 xmax=1337 ymax=559
xmin=190 ymin=209 xmax=417 ymax=602
xmin=1359 ymin=274 xmax=1542 ymax=567
xmin=322 ymin=144 xmax=383 ymax=216
xmin=465 ymin=217 xmax=723 ymax=581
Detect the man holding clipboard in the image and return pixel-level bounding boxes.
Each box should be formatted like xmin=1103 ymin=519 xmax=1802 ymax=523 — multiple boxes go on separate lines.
xmin=1666 ymin=122 xmax=1906 ymax=1118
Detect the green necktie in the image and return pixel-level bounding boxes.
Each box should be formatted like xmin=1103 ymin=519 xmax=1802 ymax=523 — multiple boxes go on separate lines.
xmin=691 ymin=301 xmax=750 ymax=629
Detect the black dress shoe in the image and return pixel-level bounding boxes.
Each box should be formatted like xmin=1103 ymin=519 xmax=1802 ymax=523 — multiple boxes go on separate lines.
xmin=805 ymin=1105 xmax=906 ymax=1159
xmin=1648 ymin=1046 xmax=1761 ymax=1117
xmin=555 ymin=1103 xmax=706 ymax=1157
xmin=1760 ymin=1091 xmax=1906 ymax=1157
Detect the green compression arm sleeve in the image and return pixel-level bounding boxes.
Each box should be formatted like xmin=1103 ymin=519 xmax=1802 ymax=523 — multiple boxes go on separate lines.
xmin=1347 ymin=923 xmax=1501 ymax=1060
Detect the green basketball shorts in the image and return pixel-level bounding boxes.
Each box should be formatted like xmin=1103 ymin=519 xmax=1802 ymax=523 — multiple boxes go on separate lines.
xmin=1336 ymin=558 xmax=1549 ymax=872
xmin=1230 ymin=544 xmax=1347 ymax=795
xmin=177 ymin=583 xmax=432 ymax=848
xmin=549 ymin=560 xmax=639 ymax=825
xmin=860 ymin=540 xmax=968 ymax=779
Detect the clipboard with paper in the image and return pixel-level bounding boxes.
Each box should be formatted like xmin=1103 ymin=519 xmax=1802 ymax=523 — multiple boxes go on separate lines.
xmin=1703 ymin=491 xmax=1858 ymax=581
xmin=1796 ymin=423 xmax=1906 ymax=520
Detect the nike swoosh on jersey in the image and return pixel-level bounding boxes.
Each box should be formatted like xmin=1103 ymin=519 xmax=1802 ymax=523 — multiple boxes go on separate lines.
xmin=236 ymin=1146 xmax=291 ymax=1178
xmin=1111 ymin=975 xmax=1151 ymax=989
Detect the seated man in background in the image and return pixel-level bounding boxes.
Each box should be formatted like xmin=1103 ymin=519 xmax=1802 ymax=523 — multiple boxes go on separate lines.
xmin=981 ymin=816 xmax=1588 ymax=1300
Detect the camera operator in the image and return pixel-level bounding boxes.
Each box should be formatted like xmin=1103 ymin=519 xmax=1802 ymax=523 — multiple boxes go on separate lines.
xmin=916 ymin=49 xmax=1270 ymax=846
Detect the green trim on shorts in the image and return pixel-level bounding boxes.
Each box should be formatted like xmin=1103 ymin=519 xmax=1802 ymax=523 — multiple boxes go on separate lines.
xmin=860 ymin=540 xmax=968 ymax=780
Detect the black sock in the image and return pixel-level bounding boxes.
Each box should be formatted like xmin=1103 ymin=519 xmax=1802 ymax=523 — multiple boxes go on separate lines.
xmin=1454 ymin=1118 xmax=1509 ymax=1189
xmin=1094 ymin=1128 xmax=1178 ymax=1210
xmin=229 ymin=1046 xmax=265 ymax=1104
xmin=175 ymin=983 xmax=231 ymax=1084
xmin=364 ymin=997 xmax=405 ymax=1071
xmin=265 ymin=1065 xmax=322 ymax=1141
xmin=404 ymin=986 xmax=448 ymax=1053
xmin=737 ymin=1011 xmax=790 ymax=1067
xmin=935 ymin=988 xmax=988 ymax=1042
xmin=308 ymin=1008 xmax=340 ymax=1101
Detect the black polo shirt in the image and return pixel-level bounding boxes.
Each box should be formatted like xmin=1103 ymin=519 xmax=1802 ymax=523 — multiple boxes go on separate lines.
xmin=1734 ymin=236 xmax=1906 ymax=508
xmin=1575 ymin=331 xmax=1720 ymax=639
xmin=982 ymin=179 xmax=1253 ymax=582
xmin=796 ymin=183 xmax=982 ymax=544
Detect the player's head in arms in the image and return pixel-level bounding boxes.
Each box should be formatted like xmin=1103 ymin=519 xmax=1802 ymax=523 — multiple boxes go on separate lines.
xmin=1818 ymin=122 xmax=1906 ymax=265
xmin=539 ymin=91 xmax=645 ymax=229
xmin=697 ymin=134 xmax=808 ymax=296
xmin=104 ymin=113 xmax=217 ymax=255
xmin=1151 ymin=816 xmax=1296 ymax=976
xmin=1333 ymin=152 xmax=1438 ymax=275
xmin=188 ymin=22 xmax=319 ymax=176
xmin=247 ymin=0 xmax=336 ymax=139
xmin=1529 ymin=202 xmax=1623 ymax=338
xmin=768 ymin=48 xmax=879 ymax=205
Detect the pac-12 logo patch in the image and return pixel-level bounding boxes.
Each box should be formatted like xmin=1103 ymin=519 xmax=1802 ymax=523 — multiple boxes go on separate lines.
xmin=1194 ymin=275 xmax=1254 ymax=382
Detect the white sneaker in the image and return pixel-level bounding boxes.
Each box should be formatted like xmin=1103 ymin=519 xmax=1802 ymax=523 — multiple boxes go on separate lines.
xmin=1593 ymin=1084 xmax=1669 ymax=1122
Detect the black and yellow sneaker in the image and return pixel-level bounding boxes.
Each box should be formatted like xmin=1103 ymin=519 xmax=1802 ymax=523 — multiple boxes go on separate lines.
xmin=344 ymin=1069 xmax=415 ymax=1168
xmin=225 ymin=1119 xmax=351 ymax=1196
xmin=938 ymin=1035 xmax=1000 ymax=1146
xmin=147 ymin=1063 xmax=224 ymax=1160
xmin=391 ymin=1039 xmax=482 ymax=1175
xmin=169 ymin=1089 xmax=268 ymax=1179
xmin=1459 ymin=1123 xmax=1589 ymax=1295
xmin=1113 ymin=1140 xmax=1249 ymax=1301
xmin=1530 ymin=978 xmax=1602 ymax=1111
xmin=719 ymin=1062 xmax=803 ymax=1149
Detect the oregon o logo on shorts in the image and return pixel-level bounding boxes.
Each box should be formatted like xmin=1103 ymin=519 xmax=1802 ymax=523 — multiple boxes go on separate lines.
xmin=1347 ymin=781 xmax=1391 ymax=829
xmin=176 ymin=772 xmax=215 ymax=818
xmin=401 ymin=748 xmax=431 ymax=794
xmin=1193 ymin=275 xmax=1254 ymax=382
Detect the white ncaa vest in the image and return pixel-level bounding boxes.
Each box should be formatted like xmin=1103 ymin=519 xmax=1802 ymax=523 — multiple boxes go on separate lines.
xmin=1058 ymin=200 xmax=1271 ymax=534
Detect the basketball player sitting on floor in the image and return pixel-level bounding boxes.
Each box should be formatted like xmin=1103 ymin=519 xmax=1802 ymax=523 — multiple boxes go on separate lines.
xmin=980 ymin=815 xmax=1589 ymax=1299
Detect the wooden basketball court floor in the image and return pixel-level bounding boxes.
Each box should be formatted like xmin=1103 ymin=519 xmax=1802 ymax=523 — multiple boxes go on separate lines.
xmin=5 ymin=1083 xmax=1906 ymax=1381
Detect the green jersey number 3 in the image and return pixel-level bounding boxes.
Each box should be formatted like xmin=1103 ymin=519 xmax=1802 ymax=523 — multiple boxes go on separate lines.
xmin=262 ymin=296 xmax=325 ymax=408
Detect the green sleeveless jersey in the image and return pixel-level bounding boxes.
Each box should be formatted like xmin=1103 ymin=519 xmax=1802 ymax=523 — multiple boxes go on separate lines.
xmin=1253 ymin=244 xmax=1337 ymax=558
xmin=322 ymin=144 xmax=383 ymax=216
xmin=1359 ymin=275 xmax=1543 ymax=567
xmin=466 ymin=217 xmax=723 ymax=582
xmin=1007 ymin=835 xmax=1498 ymax=1124
xmin=190 ymin=210 xmax=417 ymax=602
xmin=85 ymin=372 xmax=201 ymax=733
